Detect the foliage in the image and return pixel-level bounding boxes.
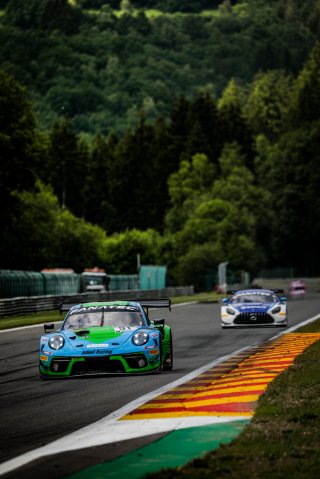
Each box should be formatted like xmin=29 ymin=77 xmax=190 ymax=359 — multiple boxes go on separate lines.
xmin=0 ymin=0 xmax=318 ymax=136
xmin=261 ymin=123 xmax=320 ymax=275
xmin=101 ymin=228 xmax=164 ymax=273
xmin=4 ymin=0 xmax=83 ymax=34
xmin=1 ymin=4 xmax=320 ymax=285
xmin=0 ymin=69 xmax=49 ymax=269
xmin=290 ymin=41 xmax=320 ymax=125
xmin=7 ymin=181 xmax=108 ymax=271
xmin=245 ymin=70 xmax=295 ymax=141
xmin=167 ymin=144 xmax=268 ymax=286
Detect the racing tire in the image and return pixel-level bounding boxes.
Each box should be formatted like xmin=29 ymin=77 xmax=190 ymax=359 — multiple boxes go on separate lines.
xmin=162 ymin=332 xmax=173 ymax=371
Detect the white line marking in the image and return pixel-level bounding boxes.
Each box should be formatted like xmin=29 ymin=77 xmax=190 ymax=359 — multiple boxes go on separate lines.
xmin=1 ymin=312 xmax=319 ymax=475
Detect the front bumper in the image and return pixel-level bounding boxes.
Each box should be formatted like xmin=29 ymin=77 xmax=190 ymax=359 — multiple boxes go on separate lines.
xmin=221 ymin=311 xmax=287 ymax=328
xmin=39 ymin=351 xmax=161 ymax=377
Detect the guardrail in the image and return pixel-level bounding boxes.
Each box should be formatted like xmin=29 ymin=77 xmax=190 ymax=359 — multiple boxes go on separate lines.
xmin=0 ymin=286 xmax=194 ymax=317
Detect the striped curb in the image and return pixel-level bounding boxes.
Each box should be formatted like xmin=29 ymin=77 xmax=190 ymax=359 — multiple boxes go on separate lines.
xmin=66 ymin=332 xmax=320 ymax=479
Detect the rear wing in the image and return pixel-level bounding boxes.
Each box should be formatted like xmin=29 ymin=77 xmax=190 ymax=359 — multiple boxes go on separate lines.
xmin=59 ymin=299 xmax=171 ymax=315
xmin=134 ymin=298 xmax=171 ymax=311
xmin=134 ymin=298 xmax=171 ymax=320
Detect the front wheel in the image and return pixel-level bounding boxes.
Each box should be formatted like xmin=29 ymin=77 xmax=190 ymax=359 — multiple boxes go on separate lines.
xmin=162 ymin=332 xmax=173 ymax=371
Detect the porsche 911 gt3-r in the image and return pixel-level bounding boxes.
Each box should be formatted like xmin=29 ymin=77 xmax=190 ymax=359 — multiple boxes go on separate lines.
xmin=221 ymin=289 xmax=287 ymax=328
xmin=39 ymin=299 xmax=173 ymax=378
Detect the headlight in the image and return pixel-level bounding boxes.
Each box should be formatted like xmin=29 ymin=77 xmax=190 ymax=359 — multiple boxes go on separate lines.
xmin=226 ymin=307 xmax=236 ymax=315
xmin=49 ymin=335 xmax=65 ymax=350
xmin=271 ymin=306 xmax=281 ymax=314
xmin=132 ymin=332 xmax=149 ymax=346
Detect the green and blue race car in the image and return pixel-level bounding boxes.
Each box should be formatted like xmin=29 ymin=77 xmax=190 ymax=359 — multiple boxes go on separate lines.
xmin=39 ymin=299 xmax=173 ymax=378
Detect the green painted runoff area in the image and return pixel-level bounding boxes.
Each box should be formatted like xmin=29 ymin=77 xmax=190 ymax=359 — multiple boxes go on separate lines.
xmin=65 ymin=420 xmax=249 ymax=479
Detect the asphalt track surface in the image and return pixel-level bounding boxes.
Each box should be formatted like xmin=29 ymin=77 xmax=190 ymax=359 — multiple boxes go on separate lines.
xmin=1 ymin=296 xmax=320 ymax=478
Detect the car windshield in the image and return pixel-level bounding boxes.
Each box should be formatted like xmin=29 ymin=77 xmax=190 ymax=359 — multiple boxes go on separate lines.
xmin=63 ymin=309 xmax=144 ymax=330
xmin=230 ymin=293 xmax=277 ymax=304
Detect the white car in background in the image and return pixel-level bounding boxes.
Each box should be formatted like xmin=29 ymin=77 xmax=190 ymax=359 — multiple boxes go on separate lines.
xmin=221 ymin=288 xmax=287 ymax=328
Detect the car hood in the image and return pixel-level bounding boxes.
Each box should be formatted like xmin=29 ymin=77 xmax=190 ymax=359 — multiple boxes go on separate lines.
xmin=234 ymin=302 xmax=275 ymax=313
xmin=63 ymin=325 xmax=140 ymax=347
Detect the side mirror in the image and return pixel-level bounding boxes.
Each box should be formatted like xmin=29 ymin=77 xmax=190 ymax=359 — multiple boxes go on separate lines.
xmin=280 ymin=296 xmax=287 ymax=303
xmin=44 ymin=323 xmax=54 ymax=333
xmin=153 ymin=319 xmax=165 ymax=327
xmin=222 ymin=298 xmax=228 ymax=304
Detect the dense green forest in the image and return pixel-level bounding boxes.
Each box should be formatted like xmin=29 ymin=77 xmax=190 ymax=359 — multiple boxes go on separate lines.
xmin=1 ymin=0 xmax=319 ymax=136
xmin=1 ymin=0 xmax=320 ymax=290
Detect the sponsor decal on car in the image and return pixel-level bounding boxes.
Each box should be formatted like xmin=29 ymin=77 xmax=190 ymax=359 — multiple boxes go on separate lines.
xmin=234 ymin=291 xmax=271 ymax=296
xmin=113 ymin=326 xmax=137 ymax=332
xmin=73 ymin=305 xmax=139 ymax=314
xmin=86 ymin=344 xmax=109 ymax=348
xmin=82 ymin=349 xmax=112 ymax=355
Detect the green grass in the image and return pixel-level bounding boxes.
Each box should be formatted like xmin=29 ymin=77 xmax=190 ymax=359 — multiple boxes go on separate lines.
xmin=145 ymin=318 xmax=320 ymax=479
xmin=0 ymin=310 xmax=61 ymax=330
xmin=172 ymin=291 xmax=222 ymax=304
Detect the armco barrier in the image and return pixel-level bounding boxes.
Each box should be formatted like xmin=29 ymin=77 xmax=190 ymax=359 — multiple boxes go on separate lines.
xmin=0 ymin=286 xmax=194 ymax=317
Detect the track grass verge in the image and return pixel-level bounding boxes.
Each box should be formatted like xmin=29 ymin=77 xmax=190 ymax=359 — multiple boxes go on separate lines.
xmin=144 ymin=319 xmax=320 ymax=479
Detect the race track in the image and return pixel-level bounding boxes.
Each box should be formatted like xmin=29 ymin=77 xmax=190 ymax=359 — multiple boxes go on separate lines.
xmin=1 ymin=296 xmax=320 ymax=478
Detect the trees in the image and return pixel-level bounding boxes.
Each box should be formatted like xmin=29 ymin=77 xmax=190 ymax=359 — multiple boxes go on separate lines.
xmin=165 ymin=143 xmax=269 ymax=287
xmin=165 ymin=153 xmax=217 ymax=233
xmin=101 ymin=229 xmax=164 ymax=274
xmin=0 ymin=69 xmax=40 ymax=196
xmin=291 ymin=41 xmax=320 ymax=125
xmin=186 ymin=93 xmax=222 ymax=165
xmin=7 ymin=181 xmax=108 ymax=271
xmin=84 ymin=132 xmax=119 ymax=232
xmin=2 ymin=3 xmax=320 ymax=281
xmin=218 ymin=79 xmax=255 ymax=166
xmin=0 ymin=69 xmax=49 ymax=267
xmin=1 ymin=0 xmax=317 ymax=137
xmin=245 ymin=70 xmax=294 ymax=140
xmin=253 ymin=42 xmax=320 ymax=275
xmin=261 ymin=125 xmax=320 ymax=275
xmin=4 ymin=0 xmax=83 ymax=34
xmin=48 ymin=117 xmax=88 ymax=218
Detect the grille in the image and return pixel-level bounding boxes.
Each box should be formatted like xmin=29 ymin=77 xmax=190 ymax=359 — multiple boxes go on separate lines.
xmin=71 ymin=357 xmax=125 ymax=375
xmin=234 ymin=312 xmax=274 ymax=325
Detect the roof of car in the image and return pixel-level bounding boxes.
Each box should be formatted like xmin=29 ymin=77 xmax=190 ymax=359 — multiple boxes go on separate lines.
xmin=60 ymin=298 xmax=171 ymax=314
xmin=230 ymin=288 xmax=284 ymax=296
xmin=233 ymin=289 xmax=274 ymax=294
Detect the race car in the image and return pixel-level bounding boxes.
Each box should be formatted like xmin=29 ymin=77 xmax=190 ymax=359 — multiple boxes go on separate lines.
xmin=221 ymin=288 xmax=287 ymax=328
xmin=289 ymin=279 xmax=306 ymax=298
xmin=39 ymin=299 xmax=173 ymax=378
